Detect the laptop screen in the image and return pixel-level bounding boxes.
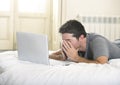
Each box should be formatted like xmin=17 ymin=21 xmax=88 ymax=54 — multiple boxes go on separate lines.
xmin=16 ymin=32 xmax=49 ymax=65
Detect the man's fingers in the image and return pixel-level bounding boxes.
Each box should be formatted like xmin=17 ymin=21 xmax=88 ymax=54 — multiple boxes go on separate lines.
xmin=62 ymin=41 xmax=68 ymax=51
xmin=67 ymin=41 xmax=73 ymax=48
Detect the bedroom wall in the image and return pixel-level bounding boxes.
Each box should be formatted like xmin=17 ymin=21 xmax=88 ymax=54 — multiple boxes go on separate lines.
xmin=50 ymin=0 xmax=120 ymax=50
xmin=62 ymin=0 xmax=120 ymax=21
xmin=59 ymin=0 xmax=120 ymax=42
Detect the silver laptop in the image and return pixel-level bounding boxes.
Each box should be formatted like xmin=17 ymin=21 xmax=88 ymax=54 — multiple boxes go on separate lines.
xmin=16 ymin=32 xmax=49 ymax=65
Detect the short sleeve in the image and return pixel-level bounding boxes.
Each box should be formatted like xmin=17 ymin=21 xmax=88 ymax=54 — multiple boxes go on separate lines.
xmin=90 ymin=37 xmax=109 ymax=60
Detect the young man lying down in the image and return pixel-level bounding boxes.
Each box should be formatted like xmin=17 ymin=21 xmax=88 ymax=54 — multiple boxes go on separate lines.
xmin=49 ymin=20 xmax=120 ymax=64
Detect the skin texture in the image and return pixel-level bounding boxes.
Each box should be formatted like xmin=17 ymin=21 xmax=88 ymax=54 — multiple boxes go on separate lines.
xmin=49 ymin=33 xmax=108 ymax=64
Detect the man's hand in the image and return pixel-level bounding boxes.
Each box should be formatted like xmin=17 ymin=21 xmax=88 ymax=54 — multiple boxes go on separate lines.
xmin=49 ymin=49 xmax=67 ymax=61
xmin=62 ymin=40 xmax=80 ymax=62
xmin=61 ymin=50 xmax=68 ymax=60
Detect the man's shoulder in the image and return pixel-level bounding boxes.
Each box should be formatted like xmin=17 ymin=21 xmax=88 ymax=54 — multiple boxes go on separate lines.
xmin=87 ymin=33 xmax=105 ymax=41
xmin=88 ymin=33 xmax=109 ymax=41
xmin=88 ymin=33 xmax=102 ymax=37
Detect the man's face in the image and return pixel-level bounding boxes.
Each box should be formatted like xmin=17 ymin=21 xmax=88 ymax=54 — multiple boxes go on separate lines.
xmin=61 ymin=33 xmax=80 ymax=49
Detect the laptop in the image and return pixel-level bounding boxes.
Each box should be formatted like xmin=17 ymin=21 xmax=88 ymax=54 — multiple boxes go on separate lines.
xmin=16 ymin=32 xmax=49 ymax=65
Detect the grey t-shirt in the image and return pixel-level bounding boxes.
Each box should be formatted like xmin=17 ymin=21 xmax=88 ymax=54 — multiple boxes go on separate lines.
xmin=80 ymin=33 xmax=120 ymax=60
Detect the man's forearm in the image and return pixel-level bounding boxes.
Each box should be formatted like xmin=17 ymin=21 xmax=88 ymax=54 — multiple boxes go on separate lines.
xmin=72 ymin=55 xmax=99 ymax=64
xmin=49 ymin=54 xmax=65 ymax=61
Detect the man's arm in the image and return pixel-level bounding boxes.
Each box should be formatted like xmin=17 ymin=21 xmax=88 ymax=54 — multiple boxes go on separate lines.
xmin=62 ymin=40 xmax=108 ymax=64
xmin=69 ymin=55 xmax=108 ymax=64
xmin=49 ymin=49 xmax=67 ymax=61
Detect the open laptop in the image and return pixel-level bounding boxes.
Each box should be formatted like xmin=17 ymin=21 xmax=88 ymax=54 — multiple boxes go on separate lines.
xmin=16 ymin=32 xmax=49 ymax=65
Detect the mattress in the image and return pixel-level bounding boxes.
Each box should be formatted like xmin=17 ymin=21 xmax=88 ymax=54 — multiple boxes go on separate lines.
xmin=0 ymin=51 xmax=120 ymax=85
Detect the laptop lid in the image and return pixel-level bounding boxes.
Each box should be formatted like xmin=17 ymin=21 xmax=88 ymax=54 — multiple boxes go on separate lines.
xmin=16 ymin=32 xmax=49 ymax=65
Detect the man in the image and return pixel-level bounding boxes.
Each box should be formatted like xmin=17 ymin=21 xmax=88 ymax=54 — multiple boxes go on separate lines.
xmin=49 ymin=20 xmax=120 ymax=64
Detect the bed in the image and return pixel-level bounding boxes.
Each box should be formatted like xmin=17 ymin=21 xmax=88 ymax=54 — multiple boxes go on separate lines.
xmin=0 ymin=51 xmax=120 ymax=85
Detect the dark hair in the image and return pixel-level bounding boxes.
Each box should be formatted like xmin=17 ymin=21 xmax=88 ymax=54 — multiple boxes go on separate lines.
xmin=59 ymin=20 xmax=87 ymax=39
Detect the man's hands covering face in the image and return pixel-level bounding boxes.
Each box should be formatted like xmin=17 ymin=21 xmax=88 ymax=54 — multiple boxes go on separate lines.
xmin=62 ymin=40 xmax=79 ymax=62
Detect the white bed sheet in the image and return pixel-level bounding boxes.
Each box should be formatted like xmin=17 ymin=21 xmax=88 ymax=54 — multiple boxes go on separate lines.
xmin=0 ymin=51 xmax=120 ymax=85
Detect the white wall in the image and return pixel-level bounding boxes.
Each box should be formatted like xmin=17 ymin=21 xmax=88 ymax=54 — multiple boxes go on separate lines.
xmin=62 ymin=0 xmax=120 ymax=21
xmin=57 ymin=0 xmax=120 ymax=42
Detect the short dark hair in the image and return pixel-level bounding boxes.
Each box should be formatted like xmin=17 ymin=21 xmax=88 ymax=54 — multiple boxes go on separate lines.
xmin=59 ymin=20 xmax=87 ymax=39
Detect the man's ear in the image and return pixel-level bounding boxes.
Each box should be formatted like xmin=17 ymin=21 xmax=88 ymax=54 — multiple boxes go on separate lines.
xmin=79 ymin=34 xmax=84 ymax=39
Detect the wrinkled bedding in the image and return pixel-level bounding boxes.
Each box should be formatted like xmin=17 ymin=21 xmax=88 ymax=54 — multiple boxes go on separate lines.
xmin=0 ymin=51 xmax=120 ymax=85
